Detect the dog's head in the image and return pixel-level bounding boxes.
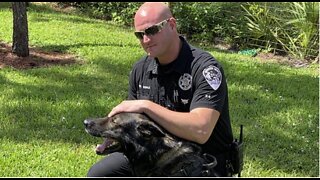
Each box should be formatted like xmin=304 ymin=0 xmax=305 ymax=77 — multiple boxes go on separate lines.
xmin=84 ymin=112 xmax=215 ymax=176
xmin=84 ymin=112 xmax=174 ymax=157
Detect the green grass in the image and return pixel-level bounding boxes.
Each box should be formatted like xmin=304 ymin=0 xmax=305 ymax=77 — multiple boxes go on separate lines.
xmin=0 ymin=3 xmax=318 ymax=177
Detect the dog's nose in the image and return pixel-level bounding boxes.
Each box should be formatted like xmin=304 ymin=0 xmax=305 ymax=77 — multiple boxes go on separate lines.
xmin=84 ymin=119 xmax=95 ymax=128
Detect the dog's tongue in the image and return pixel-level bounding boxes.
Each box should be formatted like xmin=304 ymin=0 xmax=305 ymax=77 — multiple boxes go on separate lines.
xmin=96 ymin=138 xmax=112 ymax=153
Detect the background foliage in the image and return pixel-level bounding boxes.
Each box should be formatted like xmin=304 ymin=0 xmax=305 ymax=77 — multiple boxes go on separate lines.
xmin=60 ymin=2 xmax=319 ymax=61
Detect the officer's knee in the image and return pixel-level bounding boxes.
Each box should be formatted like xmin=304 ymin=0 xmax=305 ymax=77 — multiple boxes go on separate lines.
xmin=86 ymin=166 xmax=97 ymax=177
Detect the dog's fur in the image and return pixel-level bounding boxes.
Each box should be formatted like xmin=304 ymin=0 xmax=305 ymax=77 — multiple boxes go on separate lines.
xmin=84 ymin=112 xmax=217 ymax=177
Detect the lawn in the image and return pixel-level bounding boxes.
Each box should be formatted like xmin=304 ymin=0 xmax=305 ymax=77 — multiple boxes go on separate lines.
xmin=0 ymin=2 xmax=318 ymax=177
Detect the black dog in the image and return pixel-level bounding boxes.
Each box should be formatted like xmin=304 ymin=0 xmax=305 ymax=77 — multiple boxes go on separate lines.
xmin=84 ymin=112 xmax=217 ymax=177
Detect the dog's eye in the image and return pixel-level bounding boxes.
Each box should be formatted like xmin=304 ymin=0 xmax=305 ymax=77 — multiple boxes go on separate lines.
xmin=110 ymin=117 xmax=116 ymax=123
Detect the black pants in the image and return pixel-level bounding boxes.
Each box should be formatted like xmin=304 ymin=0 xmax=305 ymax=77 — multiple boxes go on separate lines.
xmin=212 ymin=153 xmax=233 ymax=177
xmin=87 ymin=152 xmax=231 ymax=177
xmin=87 ymin=152 xmax=134 ymax=177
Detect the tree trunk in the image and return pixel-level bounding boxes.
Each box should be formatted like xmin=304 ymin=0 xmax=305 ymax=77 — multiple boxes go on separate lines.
xmin=12 ymin=2 xmax=29 ymax=57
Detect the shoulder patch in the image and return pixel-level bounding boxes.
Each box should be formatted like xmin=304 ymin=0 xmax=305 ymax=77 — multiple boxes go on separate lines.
xmin=202 ymin=65 xmax=222 ymax=90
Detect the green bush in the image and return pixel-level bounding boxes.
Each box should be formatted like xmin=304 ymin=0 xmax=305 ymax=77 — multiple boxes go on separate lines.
xmin=172 ymin=2 xmax=248 ymax=46
xmin=58 ymin=2 xmax=319 ymax=60
xmin=58 ymin=2 xmax=141 ymax=26
xmin=241 ymin=2 xmax=319 ymax=60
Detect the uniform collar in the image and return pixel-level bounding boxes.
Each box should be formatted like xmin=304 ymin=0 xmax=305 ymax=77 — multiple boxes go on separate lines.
xmin=147 ymin=36 xmax=190 ymax=75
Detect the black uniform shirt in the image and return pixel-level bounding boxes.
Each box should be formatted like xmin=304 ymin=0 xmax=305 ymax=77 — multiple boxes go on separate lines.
xmin=128 ymin=36 xmax=233 ymax=155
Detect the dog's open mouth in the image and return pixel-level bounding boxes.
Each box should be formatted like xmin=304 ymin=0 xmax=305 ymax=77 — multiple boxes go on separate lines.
xmin=96 ymin=138 xmax=122 ymax=155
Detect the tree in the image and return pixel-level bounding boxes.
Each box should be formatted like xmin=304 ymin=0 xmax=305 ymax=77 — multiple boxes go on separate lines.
xmin=12 ymin=2 xmax=29 ymax=57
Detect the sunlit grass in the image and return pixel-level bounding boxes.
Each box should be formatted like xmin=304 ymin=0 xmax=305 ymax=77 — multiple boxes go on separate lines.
xmin=0 ymin=2 xmax=318 ymax=177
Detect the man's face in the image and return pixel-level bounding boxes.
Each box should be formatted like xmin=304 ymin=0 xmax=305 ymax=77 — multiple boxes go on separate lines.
xmin=134 ymin=17 xmax=172 ymax=58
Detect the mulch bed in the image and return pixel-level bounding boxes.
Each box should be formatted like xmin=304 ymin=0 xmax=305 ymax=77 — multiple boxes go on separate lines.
xmin=0 ymin=42 xmax=81 ymax=70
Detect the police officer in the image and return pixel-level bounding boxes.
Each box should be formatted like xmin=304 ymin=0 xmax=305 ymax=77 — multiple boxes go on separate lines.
xmin=87 ymin=2 xmax=234 ymax=177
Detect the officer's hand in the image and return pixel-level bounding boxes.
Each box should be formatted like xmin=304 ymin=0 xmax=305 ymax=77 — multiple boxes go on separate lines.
xmin=107 ymin=100 xmax=147 ymax=117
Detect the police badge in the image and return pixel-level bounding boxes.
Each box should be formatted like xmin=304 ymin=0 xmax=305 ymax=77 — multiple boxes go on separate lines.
xmin=178 ymin=73 xmax=192 ymax=91
xmin=202 ymin=65 xmax=222 ymax=90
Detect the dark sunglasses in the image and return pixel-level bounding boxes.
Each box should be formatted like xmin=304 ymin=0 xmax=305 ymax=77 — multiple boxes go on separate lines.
xmin=134 ymin=18 xmax=170 ymax=40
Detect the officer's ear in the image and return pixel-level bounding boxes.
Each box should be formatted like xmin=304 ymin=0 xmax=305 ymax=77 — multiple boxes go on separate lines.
xmin=168 ymin=17 xmax=176 ymax=30
xmin=137 ymin=121 xmax=165 ymax=138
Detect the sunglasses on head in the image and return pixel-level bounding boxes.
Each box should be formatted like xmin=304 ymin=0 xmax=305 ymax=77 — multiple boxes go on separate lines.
xmin=134 ymin=18 xmax=170 ymax=40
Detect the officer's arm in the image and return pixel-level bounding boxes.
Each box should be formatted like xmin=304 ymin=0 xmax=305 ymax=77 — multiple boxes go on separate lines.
xmin=142 ymin=100 xmax=219 ymax=144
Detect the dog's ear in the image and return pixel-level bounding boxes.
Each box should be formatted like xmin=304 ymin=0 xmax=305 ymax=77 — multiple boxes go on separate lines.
xmin=137 ymin=122 xmax=166 ymax=138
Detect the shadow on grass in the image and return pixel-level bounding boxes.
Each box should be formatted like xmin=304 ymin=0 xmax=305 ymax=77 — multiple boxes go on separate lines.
xmin=0 ymin=2 xmax=11 ymax=9
xmin=28 ymin=2 xmax=134 ymax=30
xmin=28 ymin=3 xmax=92 ymax=24
xmin=38 ymin=42 xmax=139 ymax=54
xmin=0 ymin=55 xmax=131 ymax=142
xmin=29 ymin=11 xmax=101 ymax=25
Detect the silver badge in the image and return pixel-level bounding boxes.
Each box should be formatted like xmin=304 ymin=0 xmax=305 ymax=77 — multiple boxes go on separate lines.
xmin=202 ymin=65 xmax=222 ymax=90
xmin=178 ymin=73 xmax=192 ymax=91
